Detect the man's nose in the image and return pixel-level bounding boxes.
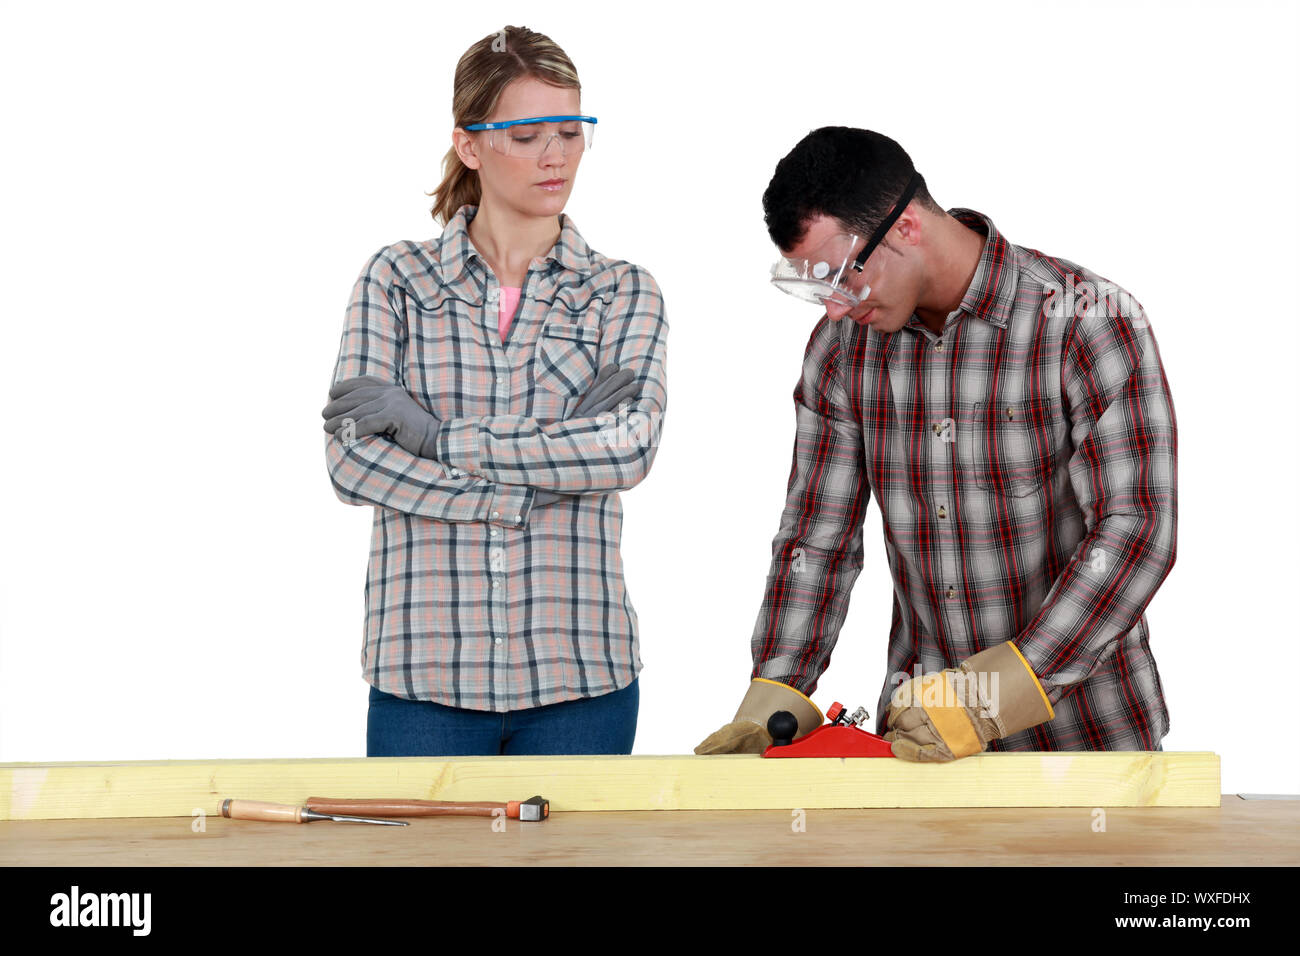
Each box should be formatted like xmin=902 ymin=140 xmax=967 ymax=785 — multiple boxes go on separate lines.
xmin=824 ymin=299 xmax=850 ymax=321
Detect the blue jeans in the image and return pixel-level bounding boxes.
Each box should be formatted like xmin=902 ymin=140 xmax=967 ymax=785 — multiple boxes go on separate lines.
xmin=366 ymin=679 xmax=639 ymax=756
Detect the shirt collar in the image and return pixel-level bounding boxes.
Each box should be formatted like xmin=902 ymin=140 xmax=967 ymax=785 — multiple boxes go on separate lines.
xmin=941 ymin=208 xmax=1019 ymax=330
xmin=437 ymin=203 xmax=594 ymax=284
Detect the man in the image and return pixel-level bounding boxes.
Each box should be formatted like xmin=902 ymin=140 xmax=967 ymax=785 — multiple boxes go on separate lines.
xmin=696 ymin=128 xmax=1177 ymax=761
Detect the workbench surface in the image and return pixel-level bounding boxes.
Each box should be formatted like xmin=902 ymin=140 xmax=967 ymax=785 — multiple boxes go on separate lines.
xmin=3 ymin=796 xmax=1296 ymax=866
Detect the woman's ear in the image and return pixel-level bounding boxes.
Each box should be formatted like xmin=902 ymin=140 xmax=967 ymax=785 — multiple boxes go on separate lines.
xmin=451 ymin=128 xmax=481 ymax=170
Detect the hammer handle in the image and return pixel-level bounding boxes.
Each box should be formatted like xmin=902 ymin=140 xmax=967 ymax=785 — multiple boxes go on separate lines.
xmin=305 ymin=797 xmax=510 ymax=818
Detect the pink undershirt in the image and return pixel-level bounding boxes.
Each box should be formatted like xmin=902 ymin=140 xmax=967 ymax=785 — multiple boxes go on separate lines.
xmin=498 ymin=286 xmax=522 ymax=342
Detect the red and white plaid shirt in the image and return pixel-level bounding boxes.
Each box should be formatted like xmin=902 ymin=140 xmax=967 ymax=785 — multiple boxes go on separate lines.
xmin=750 ymin=208 xmax=1178 ymax=751
xmin=325 ymin=204 xmax=668 ymax=712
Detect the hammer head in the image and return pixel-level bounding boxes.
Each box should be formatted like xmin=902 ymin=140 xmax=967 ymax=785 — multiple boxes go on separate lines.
xmin=518 ymin=795 xmax=549 ymax=822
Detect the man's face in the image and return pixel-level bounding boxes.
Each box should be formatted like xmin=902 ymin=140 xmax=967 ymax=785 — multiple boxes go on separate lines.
xmin=454 ymin=76 xmax=583 ymax=217
xmin=781 ymin=212 xmax=918 ymax=332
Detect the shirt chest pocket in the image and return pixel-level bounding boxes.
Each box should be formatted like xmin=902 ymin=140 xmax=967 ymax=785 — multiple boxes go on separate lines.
xmin=969 ymin=397 xmax=1060 ymax=497
xmin=534 ymin=320 xmax=601 ymax=399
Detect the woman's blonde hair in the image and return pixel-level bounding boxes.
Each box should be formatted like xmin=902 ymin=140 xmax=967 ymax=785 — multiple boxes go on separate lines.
xmin=427 ymin=26 xmax=582 ymax=226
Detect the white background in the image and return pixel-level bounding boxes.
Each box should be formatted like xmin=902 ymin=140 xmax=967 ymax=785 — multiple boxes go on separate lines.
xmin=2 ymin=0 xmax=1296 ymax=795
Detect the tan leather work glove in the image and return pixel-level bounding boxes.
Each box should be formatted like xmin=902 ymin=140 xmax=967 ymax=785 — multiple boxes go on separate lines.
xmin=694 ymin=678 xmax=824 ymax=754
xmin=883 ymin=641 xmax=1055 ymax=762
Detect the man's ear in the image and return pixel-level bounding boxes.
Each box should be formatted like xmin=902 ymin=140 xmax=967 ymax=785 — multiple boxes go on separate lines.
xmin=892 ymin=204 xmax=925 ymax=248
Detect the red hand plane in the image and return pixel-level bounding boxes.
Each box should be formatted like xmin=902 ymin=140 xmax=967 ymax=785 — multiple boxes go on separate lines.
xmin=761 ymin=702 xmax=896 ymax=758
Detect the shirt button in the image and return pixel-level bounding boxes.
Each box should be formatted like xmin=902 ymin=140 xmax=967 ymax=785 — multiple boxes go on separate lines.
xmin=492 ymin=580 xmax=500 ymax=589
xmin=935 ymin=340 xmax=944 ymax=351
xmin=937 ymin=504 xmax=947 ymax=519
xmin=1006 ymin=406 xmax=1016 ymax=420
xmin=932 ymin=422 xmax=942 ymax=436
xmin=946 ymin=586 xmax=955 ymax=599
xmin=487 ymin=289 xmax=499 ymax=303
xmin=492 ymin=511 xmax=500 ymax=519
xmin=514 ymin=514 xmax=522 ymax=523
xmin=490 ymin=528 xmax=499 ymax=537
xmin=496 ymin=375 xmax=504 ymax=384
xmin=495 ymin=637 xmax=503 ymax=645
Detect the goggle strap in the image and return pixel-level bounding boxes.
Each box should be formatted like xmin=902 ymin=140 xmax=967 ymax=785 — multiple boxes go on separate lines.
xmin=852 ymin=171 xmax=921 ymax=272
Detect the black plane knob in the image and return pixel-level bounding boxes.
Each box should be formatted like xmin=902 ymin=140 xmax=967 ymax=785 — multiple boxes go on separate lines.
xmin=767 ymin=710 xmax=798 ymax=747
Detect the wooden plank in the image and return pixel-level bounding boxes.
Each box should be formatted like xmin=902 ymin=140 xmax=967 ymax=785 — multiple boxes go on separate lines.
xmin=5 ymin=797 xmax=1289 ymax=867
xmin=0 ymin=752 xmax=1219 ymax=820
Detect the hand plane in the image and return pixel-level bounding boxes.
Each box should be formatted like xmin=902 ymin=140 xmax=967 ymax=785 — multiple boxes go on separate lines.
xmin=762 ymin=701 xmax=895 ymax=758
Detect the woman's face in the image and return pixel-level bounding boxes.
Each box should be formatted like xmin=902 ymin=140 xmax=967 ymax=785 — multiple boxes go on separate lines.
xmin=455 ymin=76 xmax=583 ymax=219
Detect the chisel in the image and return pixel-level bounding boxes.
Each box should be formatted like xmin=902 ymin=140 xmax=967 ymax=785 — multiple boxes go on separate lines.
xmin=220 ymin=798 xmax=409 ymax=826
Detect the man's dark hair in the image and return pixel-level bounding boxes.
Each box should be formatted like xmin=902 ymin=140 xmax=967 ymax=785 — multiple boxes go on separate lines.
xmin=763 ymin=127 xmax=944 ymax=253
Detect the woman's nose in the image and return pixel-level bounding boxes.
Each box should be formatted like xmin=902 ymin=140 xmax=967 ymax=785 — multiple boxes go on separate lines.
xmin=539 ymin=135 xmax=568 ymax=160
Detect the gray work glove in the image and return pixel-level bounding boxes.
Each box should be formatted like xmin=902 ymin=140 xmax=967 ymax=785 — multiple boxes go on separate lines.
xmin=321 ymin=375 xmax=443 ymax=459
xmin=533 ymin=365 xmax=640 ymax=507
xmin=574 ymin=364 xmax=640 ymax=420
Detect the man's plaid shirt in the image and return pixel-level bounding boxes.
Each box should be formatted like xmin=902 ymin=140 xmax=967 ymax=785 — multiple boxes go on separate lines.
xmin=325 ymin=204 xmax=667 ymax=712
xmin=751 ymin=208 xmax=1177 ymax=751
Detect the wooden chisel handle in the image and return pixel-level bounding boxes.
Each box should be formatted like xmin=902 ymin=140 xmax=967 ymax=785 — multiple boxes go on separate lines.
xmin=221 ymin=799 xmax=310 ymax=823
xmin=305 ymin=797 xmax=505 ymax=817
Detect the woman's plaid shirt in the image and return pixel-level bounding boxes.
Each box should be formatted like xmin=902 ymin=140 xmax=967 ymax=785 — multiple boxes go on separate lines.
xmin=325 ymin=204 xmax=667 ymax=712
xmin=751 ymin=209 xmax=1177 ymax=751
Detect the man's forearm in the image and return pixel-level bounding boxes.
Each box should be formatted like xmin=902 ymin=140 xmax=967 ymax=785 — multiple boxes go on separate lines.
xmin=1013 ymin=504 xmax=1176 ymax=702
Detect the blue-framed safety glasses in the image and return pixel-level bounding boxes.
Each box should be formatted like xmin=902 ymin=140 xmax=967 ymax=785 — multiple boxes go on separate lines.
xmin=463 ymin=115 xmax=597 ymax=157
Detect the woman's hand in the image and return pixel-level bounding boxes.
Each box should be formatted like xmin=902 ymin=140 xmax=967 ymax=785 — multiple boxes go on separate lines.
xmin=322 ymin=375 xmax=444 ymax=459
xmin=574 ymin=365 xmax=639 ymax=418
xmin=531 ymin=365 xmax=641 ymax=508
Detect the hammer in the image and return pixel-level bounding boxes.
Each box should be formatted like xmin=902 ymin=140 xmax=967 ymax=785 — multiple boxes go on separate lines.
xmin=304 ymin=795 xmax=550 ymax=822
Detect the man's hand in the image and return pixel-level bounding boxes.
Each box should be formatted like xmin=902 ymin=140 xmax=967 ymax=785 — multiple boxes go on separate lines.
xmin=321 ymin=375 xmax=443 ymax=459
xmin=883 ymin=641 xmax=1055 ymax=762
xmin=694 ymin=678 xmax=823 ymax=754
xmin=532 ymin=365 xmax=641 ymax=508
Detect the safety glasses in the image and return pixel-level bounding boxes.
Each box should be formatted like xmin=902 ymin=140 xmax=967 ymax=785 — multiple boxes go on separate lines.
xmin=770 ymin=171 xmax=921 ymax=308
xmin=463 ymin=114 xmax=597 ymax=157
xmin=770 ymin=232 xmax=867 ymax=308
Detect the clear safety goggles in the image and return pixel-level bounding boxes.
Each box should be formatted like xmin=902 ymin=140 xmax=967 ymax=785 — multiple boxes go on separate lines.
xmin=769 ymin=171 xmax=921 ymax=309
xmin=463 ymin=114 xmax=597 ymax=157
xmin=770 ymin=233 xmax=869 ymax=309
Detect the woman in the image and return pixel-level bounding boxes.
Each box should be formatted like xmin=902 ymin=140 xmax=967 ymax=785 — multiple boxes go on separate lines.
xmin=320 ymin=26 xmax=667 ymax=757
